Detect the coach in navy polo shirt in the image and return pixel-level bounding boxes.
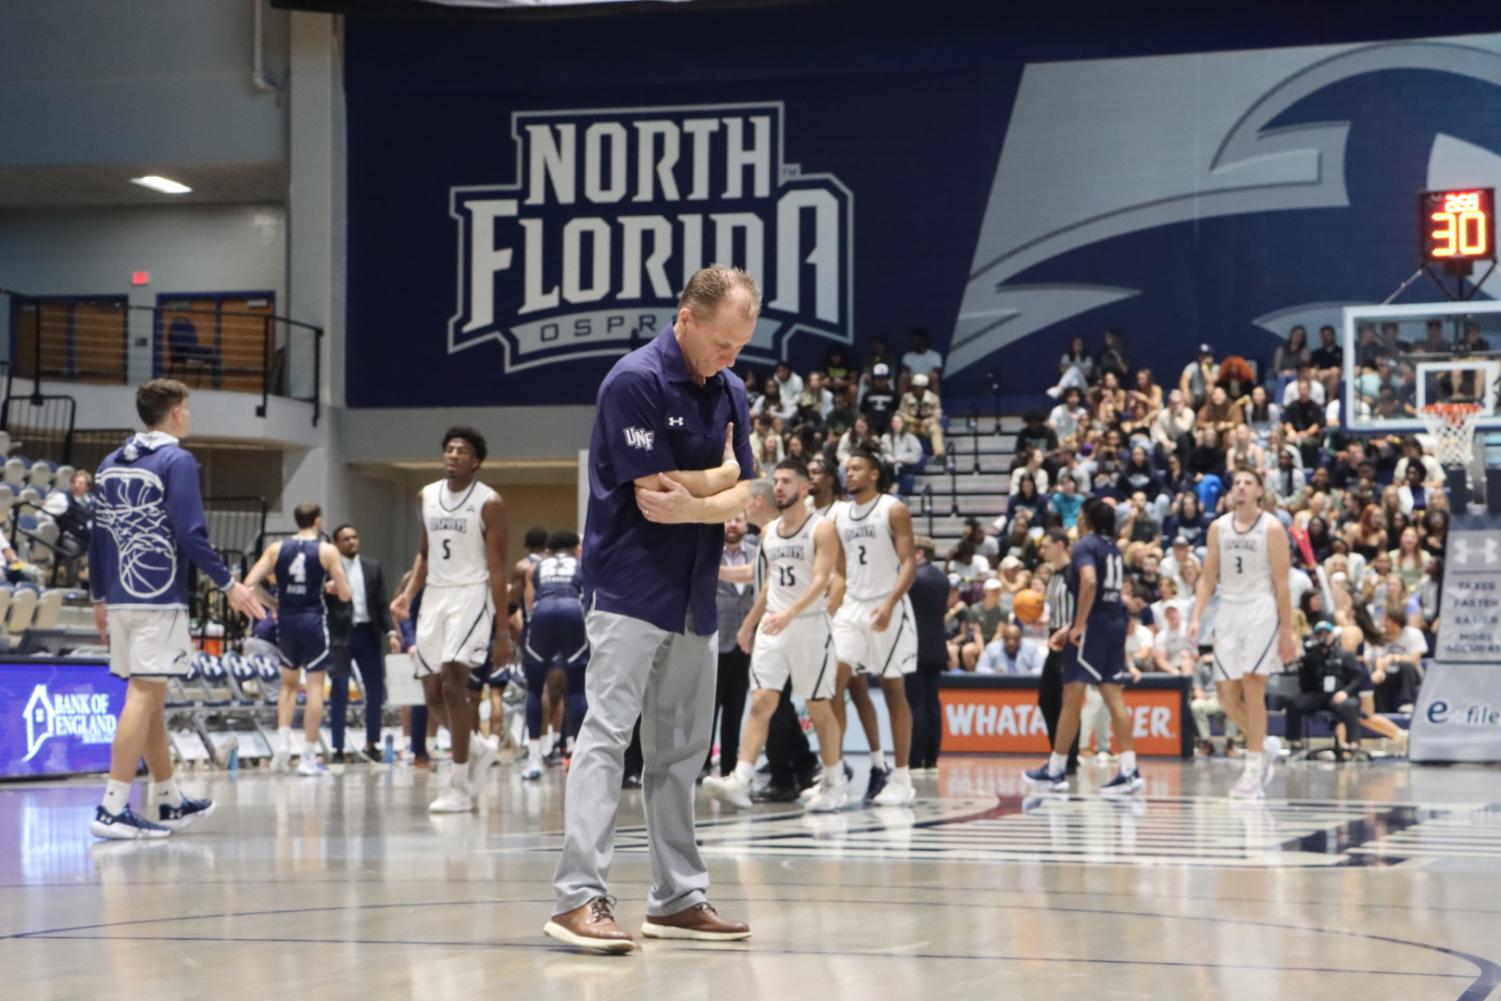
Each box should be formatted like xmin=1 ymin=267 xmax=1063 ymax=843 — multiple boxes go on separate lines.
xmin=546 ymin=265 xmax=758 ymax=954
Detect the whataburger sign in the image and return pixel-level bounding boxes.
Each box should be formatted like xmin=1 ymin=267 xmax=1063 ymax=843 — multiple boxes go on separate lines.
xmin=939 ymin=684 xmax=1188 ymax=756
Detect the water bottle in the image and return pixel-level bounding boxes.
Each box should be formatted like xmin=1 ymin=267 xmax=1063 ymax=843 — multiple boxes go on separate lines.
xmin=226 ymin=735 xmax=240 ymax=773
xmin=383 ymin=733 xmax=395 ymax=764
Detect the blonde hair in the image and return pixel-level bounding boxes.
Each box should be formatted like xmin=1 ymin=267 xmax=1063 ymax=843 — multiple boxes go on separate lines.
xmin=679 ymin=265 xmax=762 ymax=320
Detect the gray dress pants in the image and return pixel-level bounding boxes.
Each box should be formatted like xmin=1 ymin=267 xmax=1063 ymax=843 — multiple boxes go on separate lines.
xmin=552 ymin=607 xmax=717 ymax=918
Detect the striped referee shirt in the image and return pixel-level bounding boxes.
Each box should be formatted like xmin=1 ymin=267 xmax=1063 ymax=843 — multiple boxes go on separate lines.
xmin=1046 ymin=564 xmax=1074 ymax=632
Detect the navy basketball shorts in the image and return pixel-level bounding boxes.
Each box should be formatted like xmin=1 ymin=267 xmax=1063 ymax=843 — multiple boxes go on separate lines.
xmin=277 ymin=611 xmax=331 ymax=672
xmin=1061 ymin=616 xmax=1128 ymax=686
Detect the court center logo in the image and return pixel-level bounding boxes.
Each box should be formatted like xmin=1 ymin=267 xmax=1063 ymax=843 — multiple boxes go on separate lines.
xmin=450 ymin=102 xmax=854 ymax=373
xmin=22 ymin=684 xmax=117 ymax=762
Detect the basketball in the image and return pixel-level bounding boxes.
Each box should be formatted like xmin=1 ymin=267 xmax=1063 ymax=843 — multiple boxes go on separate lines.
xmin=1013 ymin=588 xmax=1045 ymax=623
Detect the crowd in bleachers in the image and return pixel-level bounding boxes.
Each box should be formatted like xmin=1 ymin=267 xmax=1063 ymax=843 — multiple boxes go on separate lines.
xmin=0 ymin=430 xmax=93 ymax=645
xmin=739 ymin=329 xmax=948 ymax=495
xmin=939 ymin=329 xmax=1458 ymax=757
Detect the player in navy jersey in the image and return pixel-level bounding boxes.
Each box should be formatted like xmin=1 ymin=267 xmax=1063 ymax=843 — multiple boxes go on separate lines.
xmin=1024 ymin=499 xmax=1142 ymax=795
xmin=522 ymin=531 xmax=588 ymax=779
xmin=244 ymin=502 xmax=352 ymax=776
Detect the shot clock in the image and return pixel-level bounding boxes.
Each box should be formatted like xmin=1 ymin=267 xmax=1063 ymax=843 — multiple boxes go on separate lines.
xmin=1420 ymin=188 xmax=1495 ymax=263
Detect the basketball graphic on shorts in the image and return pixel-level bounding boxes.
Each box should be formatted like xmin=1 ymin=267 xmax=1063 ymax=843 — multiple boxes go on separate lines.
xmin=1013 ymin=588 xmax=1044 ymax=623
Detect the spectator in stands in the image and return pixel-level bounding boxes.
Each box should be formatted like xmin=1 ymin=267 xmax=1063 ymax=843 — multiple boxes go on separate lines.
xmin=1394 ymin=436 xmax=1444 ymax=487
xmin=1005 ymin=447 xmax=1045 ymax=494
xmin=1239 ymin=387 xmax=1278 ymax=450
xmin=1397 ymin=462 xmax=1433 ymax=516
xmin=1046 ymin=336 xmax=1094 ymax=398
xmin=1310 ymin=324 xmax=1343 ymax=397
xmin=860 ymin=363 xmax=899 ymax=434
xmin=1216 ymin=355 xmax=1257 ymax=405
xmin=947 ymin=539 xmax=991 ymax=585
xmin=961 ymin=517 xmax=1000 ymax=562
xmin=1189 ymin=651 xmax=1232 ymax=755
xmin=785 ymin=433 xmax=812 ymax=466
xmin=1163 ymin=492 xmax=1211 ymax=549
xmin=961 ymin=576 xmax=1007 ymax=662
xmin=1270 ymin=448 xmax=1305 ymax=510
xmin=1160 ymin=534 xmax=1192 ymax=590
xmin=804 ymin=370 xmax=835 ymax=418
xmin=70 ymin=469 xmax=95 ymax=508
xmin=1128 ymin=366 xmax=1162 ymax=414
xmin=1117 ymin=445 xmax=1161 ymax=500
xmin=1420 ymin=509 xmax=1448 ymax=561
xmin=881 ymin=414 xmax=925 ymax=495
xmin=754 ymin=377 xmax=797 ymax=428
xmin=1225 ymin=424 xmax=1263 ymax=474
xmin=1089 ymin=369 xmax=1127 ymax=418
xmin=1273 ymin=325 xmax=1311 ymax=394
xmin=742 ymin=368 xmax=763 ymax=412
xmin=836 ymin=414 xmax=880 ymax=467
xmin=1283 ymin=378 xmax=1326 ymax=465
xmin=1462 ymin=319 xmax=1492 ymax=352
xmin=1015 ymin=408 xmax=1059 ymax=460
xmin=976 ymin=623 xmax=1044 ymax=675
xmin=1097 ymin=329 xmax=1131 ymax=382
xmin=1369 ymin=607 xmax=1425 ymax=713
xmin=1006 ymin=472 xmax=1048 ymax=525
xmin=750 ymin=414 xmax=784 ymax=473
xmin=1390 ymin=526 xmax=1431 ymax=594
xmin=900 ymin=329 xmax=944 ymax=387
xmin=771 ymin=360 xmax=803 ymax=405
xmin=826 ymin=386 xmax=857 ymax=441
xmin=1282 ymin=362 xmax=1326 ymax=407
xmin=944 ymin=575 xmax=973 ymax=670
xmin=1187 ymin=425 xmax=1226 ymax=484
xmin=899 ymin=373 xmax=946 ymax=458
xmin=1151 ymin=602 xmax=1196 ymax=675
xmin=1305 ymin=516 xmax=1335 ymax=566
xmin=1180 ymin=343 xmax=1219 ymax=408
xmin=1116 ymin=491 xmax=1161 ymax=546
xmin=1049 ymin=386 xmax=1088 ymax=445
xmin=1195 ymin=384 xmax=1244 ymax=446
xmin=824 ymin=346 xmax=856 ymax=396
xmin=1118 ymin=392 xmax=1155 ymax=444
xmin=1150 ymin=389 xmax=1196 ymax=460
xmin=1345 ymin=504 xmax=1387 ymax=563
xmin=998 ymin=509 xmax=1042 ymax=569
xmin=1049 ymin=472 xmax=1083 ymax=531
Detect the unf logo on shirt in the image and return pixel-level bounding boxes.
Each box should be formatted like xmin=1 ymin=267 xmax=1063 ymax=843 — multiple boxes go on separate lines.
xmin=448 ymin=102 xmax=854 ymax=373
xmin=624 ymin=427 xmax=656 ymax=451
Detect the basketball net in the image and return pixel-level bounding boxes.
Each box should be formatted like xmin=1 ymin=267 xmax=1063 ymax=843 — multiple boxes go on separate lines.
xmin=1419 ymin=402 xmax=1482 ymax=468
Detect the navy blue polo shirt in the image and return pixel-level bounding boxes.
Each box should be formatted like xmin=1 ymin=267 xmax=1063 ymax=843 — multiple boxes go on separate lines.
xmin=582 ymin=324 xmax=755 ymax=636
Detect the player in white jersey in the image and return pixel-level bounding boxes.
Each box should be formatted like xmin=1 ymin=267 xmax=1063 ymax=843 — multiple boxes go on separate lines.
xmin=1190 ymin=468 xmax=1297 ymax=799
xmin=704 ymin=459 xmax=848 ymax=812
xmin=831 ymin=447 xmax=919 ymax=806
xmin=808 ymin=453 xmax=887 ymax=782
xmin=391 ymin=427 xmax=511 ymax=813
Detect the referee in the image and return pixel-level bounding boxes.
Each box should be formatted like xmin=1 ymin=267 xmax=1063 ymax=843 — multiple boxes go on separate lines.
xmin=546 ymin=266 xmax=758 ymax=953
xmin=1037 ymin=527 xmax=1079 ymax=773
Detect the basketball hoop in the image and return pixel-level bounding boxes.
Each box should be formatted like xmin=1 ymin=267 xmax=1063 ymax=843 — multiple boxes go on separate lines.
xmin=1420 ymin=402 xmax=1482 ymax=468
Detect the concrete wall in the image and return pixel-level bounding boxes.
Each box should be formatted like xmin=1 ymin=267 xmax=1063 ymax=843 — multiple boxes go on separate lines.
xmin=0 ymin=0 xmax=287 ymax=170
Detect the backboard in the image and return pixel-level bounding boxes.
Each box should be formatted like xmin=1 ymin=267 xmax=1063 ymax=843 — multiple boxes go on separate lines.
xmin=1341 ymin=300 xmax=1501 ymax=435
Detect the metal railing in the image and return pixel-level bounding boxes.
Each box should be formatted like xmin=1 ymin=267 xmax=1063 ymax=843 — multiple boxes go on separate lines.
xmin=204 ymin=496 xmax=270 ymax=578
xmin=0 ymin=394 xmax=78 ymax=466
xmin=1 ymin=288 xmax=323 ymax=425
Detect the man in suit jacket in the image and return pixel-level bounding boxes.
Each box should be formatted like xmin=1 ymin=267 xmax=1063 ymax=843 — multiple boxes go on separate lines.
xmin=328 ymin=523 xmax=394 ymax=763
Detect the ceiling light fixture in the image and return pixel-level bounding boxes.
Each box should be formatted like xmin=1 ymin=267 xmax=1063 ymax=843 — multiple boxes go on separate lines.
xmin=129 ymin=175 xmax=192 ymax=195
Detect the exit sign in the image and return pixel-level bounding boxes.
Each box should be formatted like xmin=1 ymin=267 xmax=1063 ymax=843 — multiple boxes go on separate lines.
xmin=130 ymin=270 xmax=151 ymax=286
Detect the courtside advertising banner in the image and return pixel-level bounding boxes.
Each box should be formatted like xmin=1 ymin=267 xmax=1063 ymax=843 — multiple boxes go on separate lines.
xmin=0 ymin=661 xmax=124 ymax=779
xmin=939 ymin=684 xmax=1188 ymax=757
xmin=1410 ymin=514 xmax=1501 ymax=762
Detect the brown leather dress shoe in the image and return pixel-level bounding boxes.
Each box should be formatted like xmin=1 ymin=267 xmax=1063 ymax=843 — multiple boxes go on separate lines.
xmin=640 ymin=902 xmax=750 ymax=941
xmin=543 ymin=896 xmax=636 ymax=953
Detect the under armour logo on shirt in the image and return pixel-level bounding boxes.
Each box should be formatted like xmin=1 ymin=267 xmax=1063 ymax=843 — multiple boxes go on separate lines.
xmin=624 ymin=427 xmax=656 ymax=450
xmin=668 ymin=417 xmax=685 ymax=427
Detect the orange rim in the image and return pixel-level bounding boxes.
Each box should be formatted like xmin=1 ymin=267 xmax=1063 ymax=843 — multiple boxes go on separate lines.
xmin=1422 ymin=402 xmax=1482 ymax=423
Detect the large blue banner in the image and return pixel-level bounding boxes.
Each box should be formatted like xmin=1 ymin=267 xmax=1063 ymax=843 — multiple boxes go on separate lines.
xmin=344 ymin=4 xmax=1501 ymax=408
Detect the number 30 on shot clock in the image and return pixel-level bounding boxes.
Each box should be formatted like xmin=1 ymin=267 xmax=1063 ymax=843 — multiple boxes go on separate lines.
xmin=1420 ymin=188 xmax=1495 ymax=262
